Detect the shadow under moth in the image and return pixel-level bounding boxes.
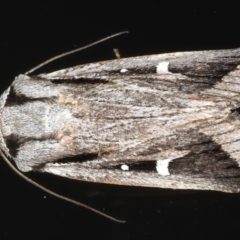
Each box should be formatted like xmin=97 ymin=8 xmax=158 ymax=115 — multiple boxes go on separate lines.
xmin=1 ymin=38 xmax=240 ymax=203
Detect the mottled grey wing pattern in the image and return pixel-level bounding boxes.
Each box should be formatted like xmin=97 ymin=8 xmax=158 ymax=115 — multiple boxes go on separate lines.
xmin=1 ymin=48 xmax=240 ymax=192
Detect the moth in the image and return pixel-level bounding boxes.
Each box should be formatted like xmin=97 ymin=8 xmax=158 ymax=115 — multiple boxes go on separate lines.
xmin=1 ymin=40 xmax=240 ymax=196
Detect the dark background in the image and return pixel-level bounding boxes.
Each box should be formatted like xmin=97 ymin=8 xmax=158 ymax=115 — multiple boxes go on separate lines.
xmin=1 ymin=1 xmax=240 ymax=239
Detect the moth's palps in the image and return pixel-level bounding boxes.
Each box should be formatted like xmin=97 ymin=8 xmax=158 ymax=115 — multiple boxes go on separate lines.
xmin=1 ymin=47 xmax=240 ymax=194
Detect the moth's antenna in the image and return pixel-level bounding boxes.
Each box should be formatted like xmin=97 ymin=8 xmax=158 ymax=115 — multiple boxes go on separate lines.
xmin=25 ymin=31 xmax=129 ymax=74
xmin=0 ymin=150 xmax=125 ymax=223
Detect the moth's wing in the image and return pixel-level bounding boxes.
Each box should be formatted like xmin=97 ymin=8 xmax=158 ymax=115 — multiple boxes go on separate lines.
xmin=41 ymin=48 xmax=240 ymax=85
xmin=39 ymin=48 xmax=240 ymax=193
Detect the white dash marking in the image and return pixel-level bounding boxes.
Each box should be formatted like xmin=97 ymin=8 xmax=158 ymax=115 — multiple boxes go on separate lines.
xmin=120 ymin=68 xmax=128 ymax=73
xmin=121 ymin=164 xmax=129 ymax=171
xmin=156 ymin=159 xmax=173 ymax=176
xmin=156 ymin=151 xmax=189 ymax=175
xmin=156 ymin=62 xmax=170 ymax=74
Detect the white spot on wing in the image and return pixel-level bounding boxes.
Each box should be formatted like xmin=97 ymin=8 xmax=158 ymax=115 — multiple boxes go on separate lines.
xmin=121 ymin=164 xmax=129 ymax=171
xmin=156 ymin=150 xmax=189 ymax=176
xmin=120 ymin=68 xmax=128 ymax=73
xmin=157 ymin=62 xmax=169 ymax=74
xmin=156 ymin=159 xmax=173 ymax=176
